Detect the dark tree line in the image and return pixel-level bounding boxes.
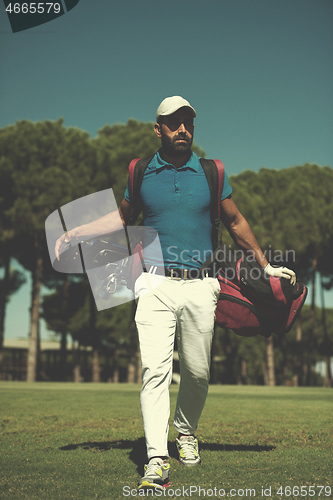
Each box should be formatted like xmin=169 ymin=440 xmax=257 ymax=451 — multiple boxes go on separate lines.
xmin=0 ymin=118 xmax=332 ymax=385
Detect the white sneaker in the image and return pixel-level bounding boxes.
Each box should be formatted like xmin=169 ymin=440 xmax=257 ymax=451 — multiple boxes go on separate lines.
xmin=176 ymin=435 xmax=201 ymax=466
xmin=138 ymin=458 xmax=170 ymax=490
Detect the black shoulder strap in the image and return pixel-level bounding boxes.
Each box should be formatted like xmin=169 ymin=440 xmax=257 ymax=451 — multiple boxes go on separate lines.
xmin=200 ymin=158 xmax=225 ymax=251
xmin=127 ymin=155 xmax=155 ymax=225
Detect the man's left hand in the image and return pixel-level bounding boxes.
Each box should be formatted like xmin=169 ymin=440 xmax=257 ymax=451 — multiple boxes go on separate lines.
xmin=264 ymin=263 xmax=296 ymax=286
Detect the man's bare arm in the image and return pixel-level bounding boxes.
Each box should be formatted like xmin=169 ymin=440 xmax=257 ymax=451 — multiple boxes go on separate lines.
xmin=220 ymin=195 xmax=296 ymax=283
xmin=55 ymin=199 xmax=132 ymax=260
xmin=220 ymin=195 xmax=268 ymax=268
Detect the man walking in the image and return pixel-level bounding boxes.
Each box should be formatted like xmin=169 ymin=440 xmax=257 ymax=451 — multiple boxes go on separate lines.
xmin=55 ymin=96 xmax=295 ymax=489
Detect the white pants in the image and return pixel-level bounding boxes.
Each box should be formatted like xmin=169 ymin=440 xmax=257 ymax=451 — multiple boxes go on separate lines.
xmin=134 ymin=273 xmax=220 ymax=459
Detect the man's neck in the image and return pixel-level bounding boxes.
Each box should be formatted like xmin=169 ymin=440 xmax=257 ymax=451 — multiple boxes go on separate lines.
xmin=159 ymin=149 xmax=192 ymax=169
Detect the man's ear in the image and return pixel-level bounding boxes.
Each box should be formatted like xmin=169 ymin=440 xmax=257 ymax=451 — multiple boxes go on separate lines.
xmin=154 ymin=122 xmax=162 ymax=138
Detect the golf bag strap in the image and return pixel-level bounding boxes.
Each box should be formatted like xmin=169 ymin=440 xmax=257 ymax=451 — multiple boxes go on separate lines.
xmin=199 ymin=158 xmax=225 ymax=251
xmin=128 ymin=155 xmax=154 ymax=226
xmin=214 ymin=159 xmax=225 ymax=220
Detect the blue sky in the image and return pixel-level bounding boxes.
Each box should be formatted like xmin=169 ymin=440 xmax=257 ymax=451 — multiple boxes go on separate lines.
xmin=0 ymin=0 xmax=332 ymax=339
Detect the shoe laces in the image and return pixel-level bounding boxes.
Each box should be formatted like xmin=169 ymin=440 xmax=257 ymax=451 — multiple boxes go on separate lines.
xmin=145 ymin=458 xmax=165 ymax=474
xmin=179 ymin=436 xmax=197 ymax=458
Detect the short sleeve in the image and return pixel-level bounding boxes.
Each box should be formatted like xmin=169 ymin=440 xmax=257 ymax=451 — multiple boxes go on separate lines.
xmin=124 ymin=177 xmax=131 ymax=203
xmin=221 ymin=170 xmax=233 ymax=200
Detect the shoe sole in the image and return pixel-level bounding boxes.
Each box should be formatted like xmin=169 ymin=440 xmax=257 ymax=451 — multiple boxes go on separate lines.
xmin=138 ymin=481 xmax=170 ymax=490
xmin=178 ymin=459 xmax=201 ymax=466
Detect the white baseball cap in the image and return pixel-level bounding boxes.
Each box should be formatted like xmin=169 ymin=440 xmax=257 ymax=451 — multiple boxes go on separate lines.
xmin=156 ymin=96 xmax=196 ymax=122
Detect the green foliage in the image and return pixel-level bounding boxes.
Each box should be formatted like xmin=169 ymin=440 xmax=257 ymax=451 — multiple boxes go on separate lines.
xmin=225 ymin=164 xmax=333 ymax=280
xmin=66 ymin=292 xmax=133 ymax=349
xmin=275 ymin=305 xmax=333 ymax=386
xmin=212 ymin=327 xmax=267 ymax=385
xmin=95 ymin=302 xmax=133 ymax=348
xmin=42 ymin=276 xmax=133 ymax=353
xmin=0 ymin=268 xmax=26 ymax=303
xmin=211 ymin=305 xmax=333 ymax=387
xmin=92 ymin=120 xmax=159 ymax=204
xmin=41 ymin=277 xmax=88 ymax=335
xmin=0 ymin=119 xmax=96 ymax=234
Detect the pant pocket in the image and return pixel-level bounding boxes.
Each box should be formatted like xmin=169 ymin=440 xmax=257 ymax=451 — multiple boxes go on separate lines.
xmin=204 ymin=278 xmax=220 ymax=300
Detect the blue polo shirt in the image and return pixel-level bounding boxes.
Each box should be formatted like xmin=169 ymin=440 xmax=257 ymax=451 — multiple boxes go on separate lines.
xmin=124 ymin=151 xmax=232 ymax=269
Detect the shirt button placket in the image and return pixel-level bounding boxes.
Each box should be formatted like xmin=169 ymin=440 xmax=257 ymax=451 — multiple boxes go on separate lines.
xmin=174 ymin=168 xmax=180 ymax=201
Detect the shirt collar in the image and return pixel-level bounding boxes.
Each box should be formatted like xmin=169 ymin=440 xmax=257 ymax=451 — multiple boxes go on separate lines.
xmin=153 ymin=150 xmax=199 ymax=172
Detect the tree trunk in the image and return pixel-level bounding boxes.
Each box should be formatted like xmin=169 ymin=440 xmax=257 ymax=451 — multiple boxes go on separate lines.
xmin=73 ymin=363 xmax=81 ymax=383
xmin=92 ymin=349 xmax=101 ymax=382
xmin=27 ymin=234 xmax=43 ymax=382
xmin=59 ymin=276 xmax=69 ymax=381
xmin=127 ymin=355 xmax=136 ymax=383
xmin=37 ymin=316 xmax=41 ymax=380
xmin=306 ymin=251 xmax=317 ymax=386
xmin=112 ymin=347 xmax=119 ymax=383
xmin=90 ymin=292 xmax=100 ymax=382
xmin=237 ymin=359 xmax=247 ymax=385
xmin=262 ymin=359 xmax=268 ymax=386
xmin=320 ymin=274 xmax=332 ymax=388
xmin=266 ymin=336 xmax=276 ymax=386
xmin=224 ymin=328 xmax=237 ymax=384
xmin=72 ymin=337 xmax=81 ymax=382
xmin=292 ymin=317 xmax=303 ymax=386
xmin=0 ymin=251 xmax=10 ymax=370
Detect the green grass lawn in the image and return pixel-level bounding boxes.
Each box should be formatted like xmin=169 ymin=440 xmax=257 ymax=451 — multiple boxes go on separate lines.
xmin=0 ymin=383 xmax=332 ymax=500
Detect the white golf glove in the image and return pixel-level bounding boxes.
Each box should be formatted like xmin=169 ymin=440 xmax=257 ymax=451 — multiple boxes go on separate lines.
xmin=264 ymin=263 xmax=296 ymax=286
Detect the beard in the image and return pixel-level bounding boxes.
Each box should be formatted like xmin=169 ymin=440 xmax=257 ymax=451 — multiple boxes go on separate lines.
xmin=160 ymin=131 xmax=193 ymax=157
